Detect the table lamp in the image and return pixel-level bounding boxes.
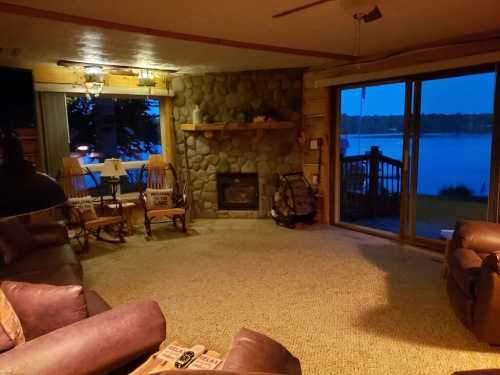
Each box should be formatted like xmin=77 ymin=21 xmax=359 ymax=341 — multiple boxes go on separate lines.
xmin=101 ymin=158 xmax=127 ymax=200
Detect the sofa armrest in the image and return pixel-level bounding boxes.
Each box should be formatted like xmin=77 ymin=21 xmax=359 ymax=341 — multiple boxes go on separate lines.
xmin=0 ymin=301 xmax=166 ymax=375
xmin=472 ymin=254 xmax=500 ymax=344
xmin=453 ymin=221 xmax=500 ymax=254
xmin=25 ymin=222 xmax=69 ymax=247
xmin=222 ymin=328 xmax=301 ymax=375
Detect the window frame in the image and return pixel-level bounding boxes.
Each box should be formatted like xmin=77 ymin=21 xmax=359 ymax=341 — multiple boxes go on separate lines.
xmin=65 ymin=93 xmax=163 ymax=173
xmin=331 ymin=63 xmax=500 ymax=252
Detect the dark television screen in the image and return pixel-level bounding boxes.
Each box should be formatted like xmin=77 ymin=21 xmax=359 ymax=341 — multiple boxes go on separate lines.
xmin=0 ymin=67 xmax=35 ymax=129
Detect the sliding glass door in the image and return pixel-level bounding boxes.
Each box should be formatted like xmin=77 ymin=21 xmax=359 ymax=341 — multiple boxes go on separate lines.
xmin=412 ymin=72 xmax=496 ymax=239
xmin=336 ymin=66 xmax=498 ymax=247
xmin=339 ymin=82 xmax=406 ymax=234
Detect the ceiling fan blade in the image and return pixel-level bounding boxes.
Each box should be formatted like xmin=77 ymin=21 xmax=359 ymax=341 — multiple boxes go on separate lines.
xmin=272 ymin=0 xmax=333 ymax=18
xmin=362 ymin=5 xmax=382 ymax=22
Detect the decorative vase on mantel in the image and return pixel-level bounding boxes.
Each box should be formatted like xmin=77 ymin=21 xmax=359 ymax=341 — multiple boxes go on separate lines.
xmin=192 ymin=105 xmax=201 ymax=125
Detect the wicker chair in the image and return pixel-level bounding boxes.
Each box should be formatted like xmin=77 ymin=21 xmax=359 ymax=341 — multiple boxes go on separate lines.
xmin=59 ymin=156 xmax=126 ymax=251
xmin=138 ymin=155 xmax=187 ymax=236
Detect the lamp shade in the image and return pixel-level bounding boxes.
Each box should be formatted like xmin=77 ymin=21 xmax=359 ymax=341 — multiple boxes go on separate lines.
xmin=101 ymin=158 xmax=127 ymax=177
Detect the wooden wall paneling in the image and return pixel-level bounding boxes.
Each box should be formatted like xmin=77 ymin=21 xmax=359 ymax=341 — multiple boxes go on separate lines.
xmin=160 ymin=97 xmax=176 ymax=166
xmin=488 ymin=63 xmax=500 ymax=223
xmin=302 ymin=72 xmax=332 ymax=224
xmin=15 ymin=128 xmax=41 ymax=168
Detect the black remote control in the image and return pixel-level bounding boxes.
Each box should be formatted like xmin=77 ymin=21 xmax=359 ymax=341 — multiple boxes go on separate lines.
xmin=175 ymin=351 xmax=195 ymax=368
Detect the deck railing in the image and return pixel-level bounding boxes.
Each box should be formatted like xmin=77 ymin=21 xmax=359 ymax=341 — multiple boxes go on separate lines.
xmin=341 ymin=146 xmax=402 ymax=220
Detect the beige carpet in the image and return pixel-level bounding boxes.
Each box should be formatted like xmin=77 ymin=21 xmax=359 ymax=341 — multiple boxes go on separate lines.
xmin=80 ymin=219 xmax=500 ymax=375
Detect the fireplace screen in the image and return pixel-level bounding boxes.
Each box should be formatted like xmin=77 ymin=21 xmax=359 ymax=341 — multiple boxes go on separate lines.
xmin=217 ymin=173 xmax=259 ymax=210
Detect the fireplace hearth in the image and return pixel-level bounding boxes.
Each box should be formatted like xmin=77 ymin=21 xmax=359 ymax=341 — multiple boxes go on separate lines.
xmin=217 ymin=173 xmax=259 ymax=210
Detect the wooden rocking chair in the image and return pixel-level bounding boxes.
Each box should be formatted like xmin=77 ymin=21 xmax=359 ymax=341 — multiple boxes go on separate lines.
xmin=139 ymin=155 xmax=187 ymax=236
xmin=59 ymin=156 xmax=126 ymax=251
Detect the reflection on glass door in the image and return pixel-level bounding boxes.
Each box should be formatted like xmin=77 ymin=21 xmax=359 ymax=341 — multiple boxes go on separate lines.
xmin=339 ymin=82 xmax=406 ymax=233
xmin=414 ymin=72 xmax=496 ymax=239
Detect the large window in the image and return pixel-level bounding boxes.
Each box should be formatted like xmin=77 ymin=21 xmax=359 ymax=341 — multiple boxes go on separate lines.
xmin=66 ymin=96 xmax=161 ymax=194
xmin=66 ymin=96 xmax=161 ymax=165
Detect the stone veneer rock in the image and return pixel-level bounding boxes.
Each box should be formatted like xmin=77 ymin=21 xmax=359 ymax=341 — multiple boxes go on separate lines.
xmin=171 ymin=69 xmax=303 ymax=218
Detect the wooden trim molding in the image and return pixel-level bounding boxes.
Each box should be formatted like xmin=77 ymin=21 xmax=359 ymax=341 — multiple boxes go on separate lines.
xmin=34 ymin=83 xmax=174 ymax=97
xmin=0 ymin=1 xmax=356 ymax=61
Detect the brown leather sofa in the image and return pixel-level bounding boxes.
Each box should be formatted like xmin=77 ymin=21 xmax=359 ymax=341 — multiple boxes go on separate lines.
xmin=0 ymin=294 xmax=166 ymax=374
xmin=0 ymin=219 xmax=167 ymax=374
xmin=0 ymin=220 xmax=83 ymax=286
xmin=447 ymin=220 xmax=500 ymax=344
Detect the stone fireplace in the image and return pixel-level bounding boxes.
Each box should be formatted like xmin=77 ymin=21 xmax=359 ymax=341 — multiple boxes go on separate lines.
xmin=217 ymin=173 xmax=259 ymax=210
xmin=171 ymin=69 xmax=303 ymax=218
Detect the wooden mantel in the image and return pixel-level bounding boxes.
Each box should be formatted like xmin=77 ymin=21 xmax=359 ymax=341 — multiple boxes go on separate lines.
xmin=180 ymin=121 xmax=296 ymax=138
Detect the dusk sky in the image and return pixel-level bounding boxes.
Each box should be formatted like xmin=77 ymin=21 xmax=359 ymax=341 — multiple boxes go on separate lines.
xmin=341 ymin=72 xmax=496 ymax=116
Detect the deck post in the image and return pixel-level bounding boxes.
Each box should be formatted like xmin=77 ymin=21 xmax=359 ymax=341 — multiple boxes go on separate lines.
xmin=368 ymin=146 xmax=380 ymax=217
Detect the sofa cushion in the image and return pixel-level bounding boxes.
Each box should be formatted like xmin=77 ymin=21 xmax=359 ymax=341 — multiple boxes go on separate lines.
xmin=454 ymin=221 xmax=500 ymax=254
xmin=450 ymin=248 xmax=482 ymax=298
xmin=0 ymin=218 xmax=34 ymax=264
xmin=0 ymin=244 xmax=82 ymax=280
xmin=222 ymin=328 xmax=301 ymax=375
xmin=0 ymin=281 xmax=87 ymax=340
xmin=0 ymin=287 xmax=24 ymax=350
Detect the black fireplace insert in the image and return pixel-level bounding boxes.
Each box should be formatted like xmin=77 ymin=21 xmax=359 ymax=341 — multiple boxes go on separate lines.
xmin=217 ymin=173 xmax=259 ymax=210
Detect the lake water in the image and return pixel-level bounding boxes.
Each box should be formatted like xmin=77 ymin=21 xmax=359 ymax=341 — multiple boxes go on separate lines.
xmin=343 ymin=133 xmax=492 ymax=196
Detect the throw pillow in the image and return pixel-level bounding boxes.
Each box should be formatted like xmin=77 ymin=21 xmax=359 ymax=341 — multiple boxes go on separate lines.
xmin=0 ymin=287 xmax=25 ymax=351
xmin=68 ymin=195 xmax=98 ymax=224
xmin=146 ymin=188 xmax=174 ymax=210
xmin=0 ymin=325 xmax=15 ymax=353
xmin=0 ymin=218 xmax=34 ymax=264
xmin=0 ymin=281 xmax=88 ymax=340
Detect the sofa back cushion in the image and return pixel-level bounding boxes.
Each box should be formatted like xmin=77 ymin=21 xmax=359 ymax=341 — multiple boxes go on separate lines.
xmin=0 ymin=287 xmax=24 ymax=352
xmin=222 ymin=328 xmax=301 ymax=375
xmin=0 ymin=218 xmax=34 ymax=264
xmin=0 ymin=281 xmax=88 ymax=340
xmin=454 ymin=221 xmax=500 ymax=254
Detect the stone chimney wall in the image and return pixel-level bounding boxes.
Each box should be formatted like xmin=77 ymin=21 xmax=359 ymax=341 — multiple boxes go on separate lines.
xmin=170 ymin=69 xmax=303 ymax=218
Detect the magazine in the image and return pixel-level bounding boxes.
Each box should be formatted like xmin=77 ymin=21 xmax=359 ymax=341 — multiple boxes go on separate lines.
xmin=187 ymin=350 xmax=223 ymax=370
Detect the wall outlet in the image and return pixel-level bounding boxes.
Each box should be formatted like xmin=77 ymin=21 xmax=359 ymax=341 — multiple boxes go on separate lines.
xmin=309 ymin=139 xmax=319 ymax=150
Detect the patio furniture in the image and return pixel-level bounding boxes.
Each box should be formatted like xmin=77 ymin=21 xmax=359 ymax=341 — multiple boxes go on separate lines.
xmin=139 ymin=155 xmax=187 ymax=236
xmin=447 ymin=220 xmax=500 ymax=344
xmin=59 ymin=156 xmax=126 ymax=251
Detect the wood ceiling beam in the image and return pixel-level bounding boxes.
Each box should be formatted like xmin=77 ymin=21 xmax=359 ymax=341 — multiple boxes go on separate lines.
xmin=0 ymin=1 xmax=357 ymax=61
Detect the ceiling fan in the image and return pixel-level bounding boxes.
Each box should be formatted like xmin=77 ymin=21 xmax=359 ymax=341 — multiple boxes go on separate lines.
xmin=272 ymin=0 xmax=383 ymax=23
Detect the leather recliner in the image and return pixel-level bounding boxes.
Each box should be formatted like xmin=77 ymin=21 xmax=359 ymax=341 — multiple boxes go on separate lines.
xmin=447 ymin=220 xmax=500 ymax=344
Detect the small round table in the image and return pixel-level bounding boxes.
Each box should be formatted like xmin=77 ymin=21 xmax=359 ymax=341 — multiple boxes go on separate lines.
xmin=106 ymin=201 xmax=137 ymax=236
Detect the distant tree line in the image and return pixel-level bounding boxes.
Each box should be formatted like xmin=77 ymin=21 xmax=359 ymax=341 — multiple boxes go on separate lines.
xmin=341 ymin=113 xmax=493 ymax=134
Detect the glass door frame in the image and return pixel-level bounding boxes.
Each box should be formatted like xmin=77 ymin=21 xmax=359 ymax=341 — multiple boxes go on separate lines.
xmin=332 ymin=63 xmax=500 ymax=252
xmin=332 ymin=78 xmax=412 ymax=242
